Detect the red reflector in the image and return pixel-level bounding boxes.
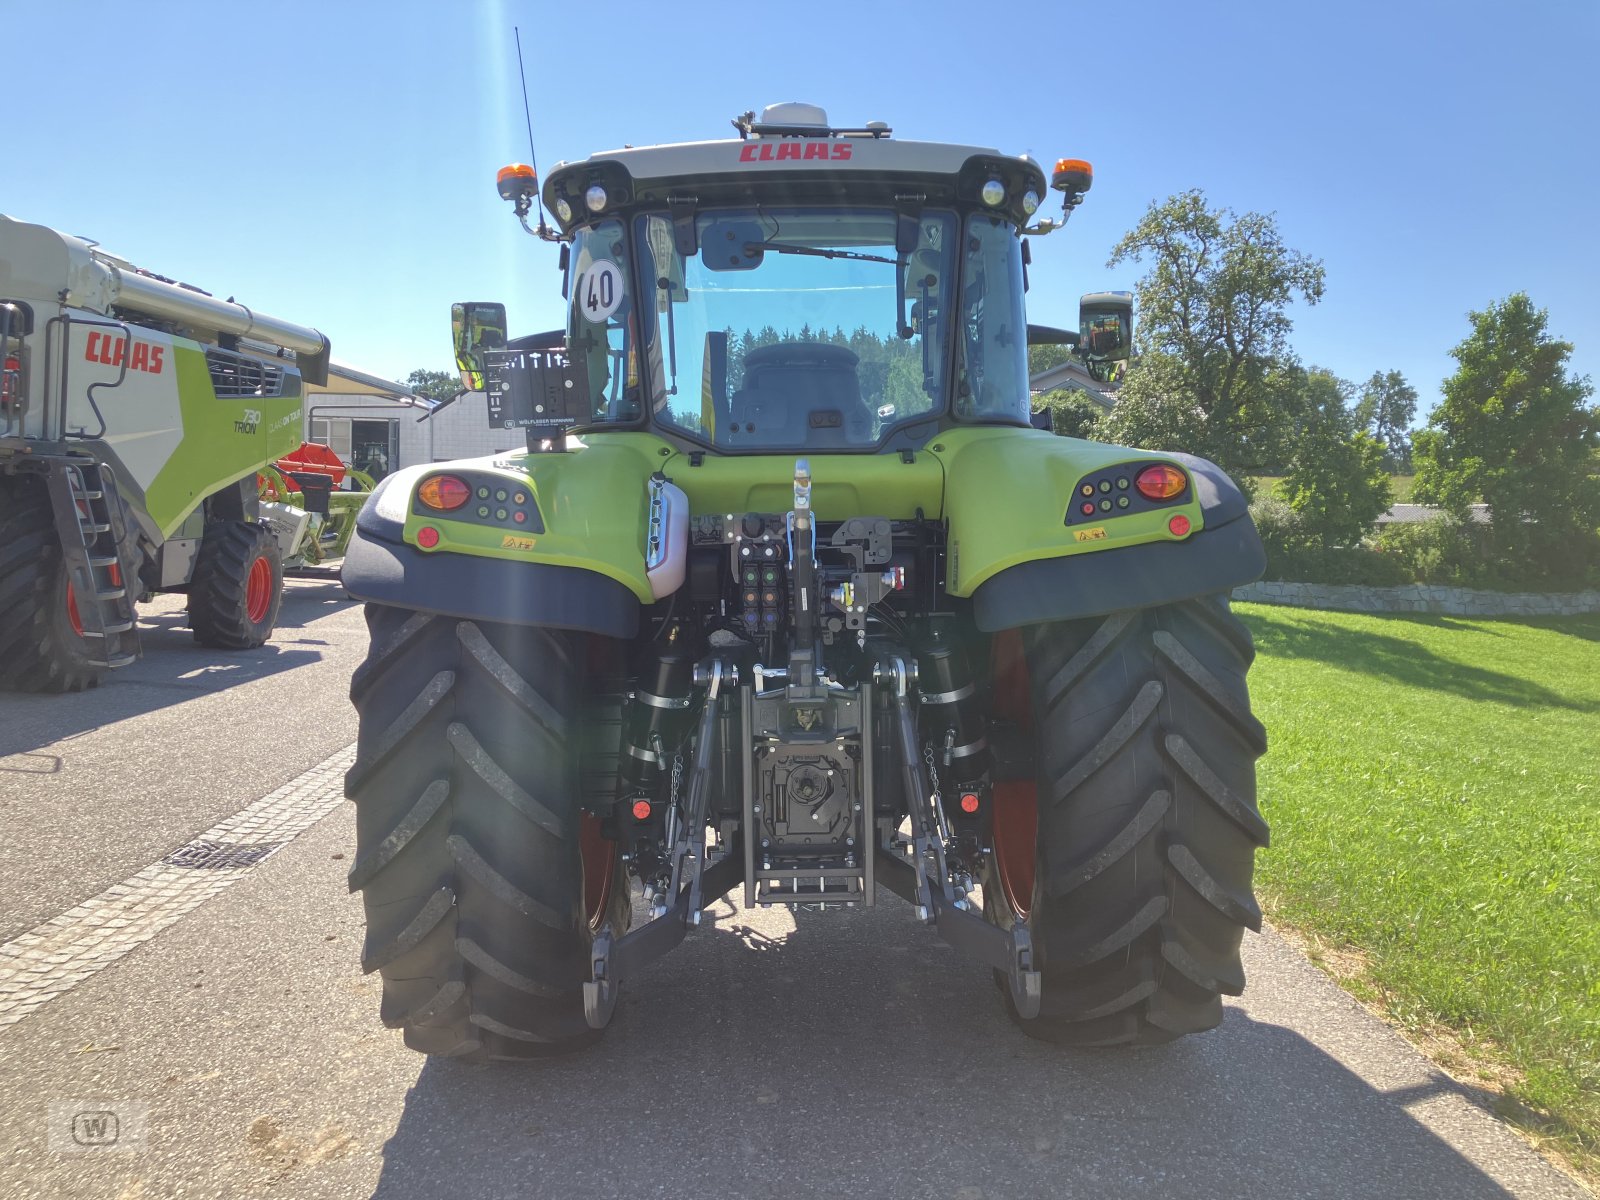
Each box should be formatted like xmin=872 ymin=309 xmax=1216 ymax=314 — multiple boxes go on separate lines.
xmin=416 ymin=526 xmax=440 ymax=549
xmin=631 ymin=799 xmax=652 ymax=821
xmin=959 ymin=792 xmax=981 ymax=814
xmin=1167 ymin=514 xmax=1192 ymax=538
xmin=418 ymin=474 xmax=471 ymax=511
xmin=1136 ymin=464 xmax=1188 ymax=501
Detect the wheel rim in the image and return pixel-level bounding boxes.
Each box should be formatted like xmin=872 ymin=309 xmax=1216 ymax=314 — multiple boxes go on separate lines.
xmin=989 ymin=630 xmax=1038 ymax=922
xmin=245 ymin=555 xmax=273 ymax=624
xmin=579 ymin=813 xmax=618 ymax=932
xmin=65 ymin=579 xmax=84 ymax=637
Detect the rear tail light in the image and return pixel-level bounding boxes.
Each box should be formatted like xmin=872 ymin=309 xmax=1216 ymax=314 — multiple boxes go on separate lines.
xmin=1135 ymin=464 xmax=1188 ymax=501
xmin=1 ymin=354 xmax=19 ymax=407
xmin=418 ymin=474 xmax=471 ymax=510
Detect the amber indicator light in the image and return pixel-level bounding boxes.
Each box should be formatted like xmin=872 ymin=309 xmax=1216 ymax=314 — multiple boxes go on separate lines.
xmin=418 ymin=474 xmax=471 ymax=510
xmin=1136 ymin=464 xmax=1188 ymax=501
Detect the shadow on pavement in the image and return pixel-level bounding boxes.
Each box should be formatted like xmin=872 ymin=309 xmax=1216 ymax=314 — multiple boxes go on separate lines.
xmin=371 ymin=901 xmax=1524 ymax=1200
xmin=0 ymin=579 xmax=358 ymax=757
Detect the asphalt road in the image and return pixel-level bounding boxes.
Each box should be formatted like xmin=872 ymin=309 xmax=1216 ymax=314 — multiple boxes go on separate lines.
xmin=0 ymin=580 xmax=1587 ymax=1199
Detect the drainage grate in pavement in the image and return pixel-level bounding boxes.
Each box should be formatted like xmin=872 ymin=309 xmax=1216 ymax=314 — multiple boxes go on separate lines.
xmin=0 ymin=743 xmax=355 ymax=1031
xmin=162 ymin=840 xmax=284 ymax=870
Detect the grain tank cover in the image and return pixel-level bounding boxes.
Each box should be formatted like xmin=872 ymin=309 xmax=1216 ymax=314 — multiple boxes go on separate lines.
xmin=0 ymin=215 xmax=331 ymax=385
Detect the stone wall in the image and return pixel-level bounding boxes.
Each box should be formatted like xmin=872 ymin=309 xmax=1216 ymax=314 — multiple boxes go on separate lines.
xmin=1233 ymin=581 xmax=1600 ymax=617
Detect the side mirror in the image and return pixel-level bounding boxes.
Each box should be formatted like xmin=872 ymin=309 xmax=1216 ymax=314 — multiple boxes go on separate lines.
xmin=1078 ymin=291 xmax=1133 ymax=362
xmin=451 ymin=301 xmax=509 ymax=391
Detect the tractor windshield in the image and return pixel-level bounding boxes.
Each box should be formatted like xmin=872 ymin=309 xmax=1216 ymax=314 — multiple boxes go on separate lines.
xmin=636 ymin=208 xmax=957 ymax=449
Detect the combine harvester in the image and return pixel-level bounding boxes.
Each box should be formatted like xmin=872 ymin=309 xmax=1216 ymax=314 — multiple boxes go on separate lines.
xmin=0 ymin=214 xmax=361 ymax=691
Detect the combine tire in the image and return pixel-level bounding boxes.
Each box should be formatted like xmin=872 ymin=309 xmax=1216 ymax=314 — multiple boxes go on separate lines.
xmin=188 ymin=520 xmax=281 ymax=648
xmin=0 ymin=481 xmax=99 ymax=693
xmin=985 ymin=594 xmax=1268 ymax=1046
xmin=345 ymin=605 xmax=628 ymax=1060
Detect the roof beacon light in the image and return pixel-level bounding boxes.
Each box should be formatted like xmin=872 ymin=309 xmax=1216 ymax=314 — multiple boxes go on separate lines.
xmin=980 ymin=178 xmax=1007 ymax=207
xmin=1051 ymin=158 xmax=1094 ymax=196
xmin=585 ymin=184 xmax=608 ymax=213
xmin=496 ymin=163 xmax=538 ymax=203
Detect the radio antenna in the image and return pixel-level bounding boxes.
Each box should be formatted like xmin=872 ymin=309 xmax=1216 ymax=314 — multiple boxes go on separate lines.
xmin=513 ymin=26 xmax=550 ymax=238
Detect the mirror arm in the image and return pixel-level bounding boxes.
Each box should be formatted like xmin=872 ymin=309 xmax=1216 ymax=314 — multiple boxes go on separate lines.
xmin=668 ymin=195 xmax=699 ymax=257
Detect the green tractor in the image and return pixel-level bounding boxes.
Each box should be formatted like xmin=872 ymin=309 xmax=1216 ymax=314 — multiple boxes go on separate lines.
xmin=342 ymin=104 xmax=1268 ymax=1059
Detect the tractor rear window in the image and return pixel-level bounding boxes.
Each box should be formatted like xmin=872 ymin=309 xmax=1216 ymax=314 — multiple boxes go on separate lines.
xmin=637 ymin=208 xmax=956 ymax=450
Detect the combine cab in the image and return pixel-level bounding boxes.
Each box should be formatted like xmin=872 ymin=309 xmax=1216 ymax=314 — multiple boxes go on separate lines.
xmin=0 ymin=215 xmax=332 ymax=690
xmin=342 ymin=104 xmax=1269 ymax=1058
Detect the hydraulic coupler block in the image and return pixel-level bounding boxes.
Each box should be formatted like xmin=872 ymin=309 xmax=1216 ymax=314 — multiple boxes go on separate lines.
xmin=620 ymin=623 xmax=696 ymax=795
xmin=917 ymin=633 xmax=990 ymax=779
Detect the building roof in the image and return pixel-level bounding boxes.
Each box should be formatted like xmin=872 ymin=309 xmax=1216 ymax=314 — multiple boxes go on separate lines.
xmin=1028 ymin=359 xmax=1117 ymax=411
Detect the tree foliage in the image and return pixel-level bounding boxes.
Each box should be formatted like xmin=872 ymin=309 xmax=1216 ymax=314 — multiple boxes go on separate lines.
xmin=1354 ymin=370 xmax=1419 ymax=472
xmin=406 ymin=368 xmax=460 ymax=404
xmin=1412 ymin=294 xmax=1600 ymax=584
xmin=1098 ymin=190 xmax=1325 ymax=480
xmin=1280 ymin=368 xmax=1393 ymax=547
xmin=1034 ymin=388 xmax=1105 ymax=440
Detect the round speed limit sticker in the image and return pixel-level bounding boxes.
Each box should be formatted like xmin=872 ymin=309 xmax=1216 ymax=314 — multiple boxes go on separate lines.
xmin=577 ymin=261 xmax=625 ymax=323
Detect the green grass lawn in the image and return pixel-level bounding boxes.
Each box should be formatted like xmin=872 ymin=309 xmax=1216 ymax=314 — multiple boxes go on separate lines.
xmin=1238 ymin=603 xmax=1600 ymax=1173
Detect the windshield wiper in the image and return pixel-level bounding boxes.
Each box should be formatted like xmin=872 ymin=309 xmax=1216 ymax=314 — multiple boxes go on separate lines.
xmin=742 ymin=242 xmax=899 ymax=266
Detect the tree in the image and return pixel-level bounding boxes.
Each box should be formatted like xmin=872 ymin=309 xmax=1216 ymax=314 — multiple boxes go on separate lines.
xmin=1354 ymin=370 xmax=1419 ymax=472
xmin=1412 ymin=294 xmax=1600 ymax=584
xmin=406 ymin=368 xmax=460 ymax=404
xmin=1280 ymin=368 xmax=1393 ymax=547
xmin=1097 ymin=190 xmax=1325 ymax=481
xmin=1034 ymin=388 xmax=1105 ymax=440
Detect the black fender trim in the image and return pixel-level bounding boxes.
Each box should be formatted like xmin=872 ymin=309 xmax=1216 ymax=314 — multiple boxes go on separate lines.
xmin=340 ymin=528 xmax=640 ymax=638
xmin=971 ymin=514 xmax=1266 ymax=632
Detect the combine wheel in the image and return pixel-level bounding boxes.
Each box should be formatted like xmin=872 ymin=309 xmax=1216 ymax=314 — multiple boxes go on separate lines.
xmin=985 ymin=594 xmax=1268 ymax=1046
xmin=0 ymin=481 xmax=100 ymax=693
xmin=188 ymin=520 xmax=282 ymax=648
xmin=345 ymin=604 xmax=628 ymax=1060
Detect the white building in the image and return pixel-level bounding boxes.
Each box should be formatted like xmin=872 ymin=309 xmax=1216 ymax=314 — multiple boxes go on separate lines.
xmin=303 ymin=365 xmax=523 ymax=482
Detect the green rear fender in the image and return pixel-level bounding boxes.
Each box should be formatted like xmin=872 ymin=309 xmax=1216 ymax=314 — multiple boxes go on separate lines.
xmin=928 ymin=427 xmax=1264 ymax=630
xmin=929 ymin=427 xmax=1212 ymax=594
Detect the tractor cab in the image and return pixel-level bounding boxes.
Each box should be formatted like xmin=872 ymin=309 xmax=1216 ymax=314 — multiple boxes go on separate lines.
xmin=455 ymin=103 xmax=1130 ymax=454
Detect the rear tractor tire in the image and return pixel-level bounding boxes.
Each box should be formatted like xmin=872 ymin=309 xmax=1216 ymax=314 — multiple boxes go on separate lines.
xmin=985 ymin=594 xmax=1269 ymax=1046
xmin=0 ymin=480 xmax=100 ymax=693
xmin=345 ymin=604 xmax=628 ymax=1060
xmin=188 ymin=520 xmax=282 ymax=649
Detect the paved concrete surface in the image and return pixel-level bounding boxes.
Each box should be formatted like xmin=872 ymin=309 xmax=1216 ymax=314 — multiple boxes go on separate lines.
xmin=0 ymin=579 xmax=1588 ymax=1199
xmin=0 ymin=579 xmax=364 ymax=939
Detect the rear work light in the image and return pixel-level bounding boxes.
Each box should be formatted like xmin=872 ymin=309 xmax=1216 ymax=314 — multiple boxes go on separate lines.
xmin=418 ymin=474 xmax=471 ymax=511
xmin=1135 ymin=464 xmax=1188 ymax=501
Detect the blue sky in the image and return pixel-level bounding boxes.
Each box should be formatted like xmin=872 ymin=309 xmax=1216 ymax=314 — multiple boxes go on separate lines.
xmin=6 ymin=0 xmax=1595 ymax=420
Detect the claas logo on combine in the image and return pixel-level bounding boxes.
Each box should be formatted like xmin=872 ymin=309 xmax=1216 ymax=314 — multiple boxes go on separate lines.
xmin=83 ymin=331 xmax=166 ymax=375
xmin=738 ymin=142 xmax=853 ymax=163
